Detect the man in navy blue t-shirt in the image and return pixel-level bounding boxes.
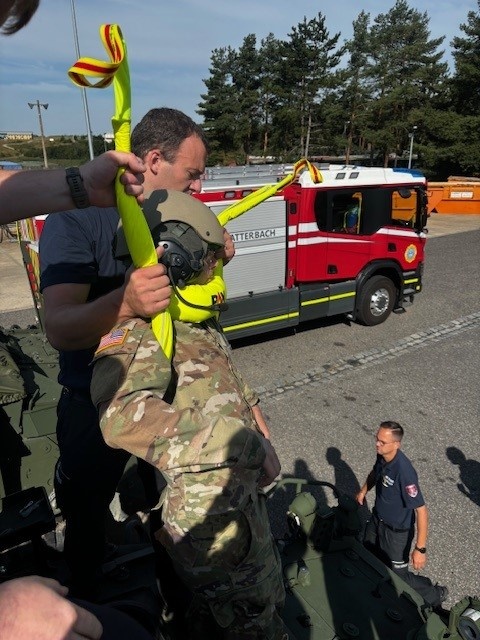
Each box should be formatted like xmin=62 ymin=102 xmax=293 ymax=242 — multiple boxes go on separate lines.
xmin=39 ymin=108 xmax=233 ymax=601
xmin=356 ymin=421 xmax=447 ymax=608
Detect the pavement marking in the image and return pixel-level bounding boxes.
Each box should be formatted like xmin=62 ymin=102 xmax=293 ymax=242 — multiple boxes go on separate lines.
xmin=257 ymin=311 xmax=480 ymax=400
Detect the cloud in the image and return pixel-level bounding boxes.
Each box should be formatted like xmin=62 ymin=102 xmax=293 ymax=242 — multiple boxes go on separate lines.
xmin=0 ymin=0 xmax=471 ymax=135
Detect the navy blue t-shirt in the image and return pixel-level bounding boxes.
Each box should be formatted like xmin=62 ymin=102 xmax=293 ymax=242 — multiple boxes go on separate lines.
xmin=373 ymin=449 xmax=425 ymax=530
xmin=39 ymin=207 xmax=126 ymax=390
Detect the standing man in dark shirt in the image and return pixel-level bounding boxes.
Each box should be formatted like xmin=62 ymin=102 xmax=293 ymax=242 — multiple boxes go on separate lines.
xmin=356 ymin=421 xmax=448 ymax=608
xmin=40 ymin=108 xmax=233 ymax=599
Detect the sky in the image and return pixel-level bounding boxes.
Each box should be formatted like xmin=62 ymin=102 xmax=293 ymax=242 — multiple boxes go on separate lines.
xmin=0 ymin=0 xmax=475 ymax=137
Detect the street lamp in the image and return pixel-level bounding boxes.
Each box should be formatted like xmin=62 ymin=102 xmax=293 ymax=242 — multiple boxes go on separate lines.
xmin=304 ymin=117 xmax=322 ymax=159
xmin=344 ymin=120 xmax=351 ymax=165
xmin=28 ymin=100 xmax=49 ymax=168
xmin=408 ymin=125 xmax=417 ymax=169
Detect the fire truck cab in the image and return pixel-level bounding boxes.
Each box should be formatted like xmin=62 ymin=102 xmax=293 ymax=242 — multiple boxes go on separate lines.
xmin=198 ymin=165 xmax=428 ymax=340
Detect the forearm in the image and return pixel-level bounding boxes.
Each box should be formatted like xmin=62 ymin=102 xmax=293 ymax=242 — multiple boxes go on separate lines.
xmin=251 ymin=403 xmax=271 ymax=439
xmin=415 ymin=505 xmax=428 ymax=548
xmin=411 ymin=505 xmax=429 ymax=570
xmin=361 ymin=471 xmax=375 ymax=494
xmin=45 ymin=287 xmax=126 ymax=350
xmin=0 ymin=151 xmax=145 ymax=224
xmin=44 ymin=258 xmax=171 ymax=352
xmin=0 ymin=169 xmax=77 ymax=222
xmin=356 ymin=471 xmax=375 ymax=503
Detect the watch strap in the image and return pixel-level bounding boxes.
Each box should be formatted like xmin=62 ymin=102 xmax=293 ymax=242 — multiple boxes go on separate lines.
xmin=414 ymin=545 xmax=427 ymax=553
xmin=65 ymin=167 xmax=90 ymax=209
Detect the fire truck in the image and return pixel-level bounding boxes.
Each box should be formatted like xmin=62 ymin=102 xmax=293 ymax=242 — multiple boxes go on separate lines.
xmin=197 ymin=164 xmax=429 ymax=340
xmin=17 ymin=164 xmax=428 ymax=342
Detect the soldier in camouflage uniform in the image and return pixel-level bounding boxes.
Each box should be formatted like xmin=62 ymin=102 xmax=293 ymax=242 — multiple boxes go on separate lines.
xmin=90 ymin=190 xmax=287 ymax=639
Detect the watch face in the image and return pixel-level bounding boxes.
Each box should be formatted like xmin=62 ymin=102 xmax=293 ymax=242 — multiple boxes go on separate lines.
xmin=416 ymin=546 xmax=426 ymax=553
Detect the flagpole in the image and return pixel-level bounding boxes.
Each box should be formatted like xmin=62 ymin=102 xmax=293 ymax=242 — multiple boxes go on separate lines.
xmin=70 ymin=0 xmax=95 ymax=159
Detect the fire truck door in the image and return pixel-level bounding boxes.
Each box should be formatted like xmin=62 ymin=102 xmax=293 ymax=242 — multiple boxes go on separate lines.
xmin=319 ymin=191 xmax=371 ymax=280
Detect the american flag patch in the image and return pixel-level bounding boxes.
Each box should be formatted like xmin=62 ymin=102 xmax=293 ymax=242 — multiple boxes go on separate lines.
xmin=95 ymin=327 xmax=128 ymax=354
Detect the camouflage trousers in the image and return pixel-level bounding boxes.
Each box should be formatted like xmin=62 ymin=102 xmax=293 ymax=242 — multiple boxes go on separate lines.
xmin=156 ymin=492 xmax=288 ymax=639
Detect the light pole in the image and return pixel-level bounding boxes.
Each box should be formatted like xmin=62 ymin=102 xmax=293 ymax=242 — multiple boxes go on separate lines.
xmin=343 ymin=120 xmax=351 ymax=165
xmin=408 ymin=125 xmax=417 ymax=169
xmin=71 ymin=0 xmax=94 ymax=160
xmin=28 ymin=100 xmax=49 ymax=168
xmin=304 ymin=116 xmax=322 ymax=159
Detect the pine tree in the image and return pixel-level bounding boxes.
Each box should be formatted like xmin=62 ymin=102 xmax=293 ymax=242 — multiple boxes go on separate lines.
xmin=450 ymin=1 xmax=480 ymax=115
xmin=342 ymin=11 xmax=373 ymax=162
xmin=197 ymin=47 xmax=240 ymax=164
xmin=363 ymin=0 xmax=448 ymax=166
xmin=271 ymin=12 xmax=343 ymax=159
xmin=230 ymin=34 xmax=262 ymax=162
xmin=420 ymin=2 xmax=480 ymax=177
xmin=257 ymin=34 xmax=282 ymax=159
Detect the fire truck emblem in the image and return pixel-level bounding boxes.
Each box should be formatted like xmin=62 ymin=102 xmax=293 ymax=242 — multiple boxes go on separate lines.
xmin=405 ymin=244 xmax=417 ymax=263
xmin=405 ymin=484 xmax=418 ymax=498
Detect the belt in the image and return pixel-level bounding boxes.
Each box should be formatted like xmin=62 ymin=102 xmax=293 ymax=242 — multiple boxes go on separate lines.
xmin=373 ymin=509 xmax=410 ymax=533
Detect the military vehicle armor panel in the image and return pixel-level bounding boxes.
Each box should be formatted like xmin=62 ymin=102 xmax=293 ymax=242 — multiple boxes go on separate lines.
xmin=0 ymin=325 xmax=60 ymax=500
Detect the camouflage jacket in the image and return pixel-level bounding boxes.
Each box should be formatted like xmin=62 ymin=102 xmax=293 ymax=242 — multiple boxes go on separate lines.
xmin=90 ymin=318 xmax=267 ymax=532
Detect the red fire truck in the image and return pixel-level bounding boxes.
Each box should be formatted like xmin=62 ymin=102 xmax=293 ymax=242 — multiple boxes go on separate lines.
xmin=196 ymin=164 xmax=428 ymax=340
xmin=18 ymin=164 xmax=428 ymax=342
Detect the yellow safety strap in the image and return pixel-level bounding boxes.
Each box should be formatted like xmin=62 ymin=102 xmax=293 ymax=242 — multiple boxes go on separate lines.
xmin=217 ymin=158 xmax=322 ymax=226
xmin=68 ymin=24 xmax=227 ymax=356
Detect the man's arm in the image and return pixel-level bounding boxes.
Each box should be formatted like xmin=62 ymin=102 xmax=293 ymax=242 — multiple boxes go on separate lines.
xmin=250 ymin=403 xmax=281 ymax=486
xmin=411 ymin=504 xmax=428 ymax=570
xmin=0 ymin=576 xmax=102 ymax=640
xmin=44 ymin=248 xmax=171 ymax=351
xmin=259 ymin=437 xmax=281 ymax=487
xmin=0 ymin=151 xmax=145 ymax=224
xmin=251 ymin=403 xmax=271 ymax=439
xmin=356 ymin=470 xmax=376 ymax=505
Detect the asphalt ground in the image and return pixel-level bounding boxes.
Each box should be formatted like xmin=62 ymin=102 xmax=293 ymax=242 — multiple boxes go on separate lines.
xmin=229 ymin=218 xmax=480 ymax=609
xmin=0 ymin=213 xmax=479 ymax=609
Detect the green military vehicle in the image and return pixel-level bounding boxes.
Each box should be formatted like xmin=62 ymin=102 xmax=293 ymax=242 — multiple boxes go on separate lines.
xmin=0 ymin=328 xmax=479 ymax=639
xmin=0 ymin=325 xmax=60 ymax=501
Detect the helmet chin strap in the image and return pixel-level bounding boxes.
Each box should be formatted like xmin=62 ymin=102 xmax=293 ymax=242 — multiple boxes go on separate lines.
xmin=167 ymin=266 xmax=229 ymax=313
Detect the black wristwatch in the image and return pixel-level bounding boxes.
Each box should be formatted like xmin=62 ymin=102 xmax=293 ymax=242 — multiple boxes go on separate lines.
xmin=65 ymin=167 xmax=90 ymax=209
xmin=414 ymin=545 xmax=427 ymax=554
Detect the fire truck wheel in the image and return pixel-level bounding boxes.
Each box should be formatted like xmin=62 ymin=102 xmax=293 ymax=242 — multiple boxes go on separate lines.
xmin=356 ymin=275 xmax=396 ymax=326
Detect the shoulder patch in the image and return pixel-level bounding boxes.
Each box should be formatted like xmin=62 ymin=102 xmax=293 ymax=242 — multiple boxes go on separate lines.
xmin=405 ymin=484 xmax=418 ymax=498
xmin=95 ymin=327 xmax=129 ymax=355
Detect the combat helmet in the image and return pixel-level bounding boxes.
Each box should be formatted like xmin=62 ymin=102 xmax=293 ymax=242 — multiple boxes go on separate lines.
xmin=114 ymin=189 xmax=224 ymax=286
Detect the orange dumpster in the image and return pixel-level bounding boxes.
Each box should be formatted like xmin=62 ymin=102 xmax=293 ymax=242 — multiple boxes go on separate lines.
xmin=427 ymin=181 xmax=480 ymax=214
